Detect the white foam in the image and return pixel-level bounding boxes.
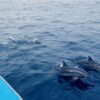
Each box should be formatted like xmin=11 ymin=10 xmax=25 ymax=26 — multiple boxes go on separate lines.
xmin=75 ymin=66 xmax=78 ymax=68
xmin=9 ymin=36 xmax=16 ymax=42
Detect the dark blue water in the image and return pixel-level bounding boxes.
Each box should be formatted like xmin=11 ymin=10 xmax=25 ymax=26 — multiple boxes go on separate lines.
xmin=0 ymin=0 xmax=100 ymax=100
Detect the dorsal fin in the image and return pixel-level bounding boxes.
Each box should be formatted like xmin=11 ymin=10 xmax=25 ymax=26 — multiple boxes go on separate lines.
xmin=60 ymin=61 xmax=69 ymax=68
xmin=62 ymin=61 xmax=67 ymax=66
xmin=88 ymin=56 xmax=93 ymax=61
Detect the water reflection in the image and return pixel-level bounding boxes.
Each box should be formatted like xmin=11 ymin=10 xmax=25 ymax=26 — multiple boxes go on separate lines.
xmin=58 ymin=76 xmax=93 ymax=92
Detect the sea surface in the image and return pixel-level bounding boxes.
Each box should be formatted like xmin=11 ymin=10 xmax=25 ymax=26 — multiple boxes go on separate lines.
xmin=0 ymin=0 xmax=100 ymax=100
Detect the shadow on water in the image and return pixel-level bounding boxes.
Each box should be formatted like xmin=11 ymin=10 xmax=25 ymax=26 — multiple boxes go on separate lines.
xmin=57 ymin=76 xmax=94 ymax=95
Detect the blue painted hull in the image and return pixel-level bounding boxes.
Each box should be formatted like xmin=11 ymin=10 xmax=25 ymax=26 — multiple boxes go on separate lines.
xmin=0 ymin=76 xmax=22 ymax=100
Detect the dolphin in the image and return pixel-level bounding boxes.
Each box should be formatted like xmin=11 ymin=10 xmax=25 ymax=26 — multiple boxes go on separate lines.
xmin=78 ymin=56 xmax=100 ymax=72
xmin=58 ymin=61 xmax=89 ymax=80
xmin=32 ymin=38 xmax=41 ymax=44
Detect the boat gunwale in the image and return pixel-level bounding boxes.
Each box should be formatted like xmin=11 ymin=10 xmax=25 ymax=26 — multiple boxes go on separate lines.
xmin=0 ymin=76 xmax=23 ymax=100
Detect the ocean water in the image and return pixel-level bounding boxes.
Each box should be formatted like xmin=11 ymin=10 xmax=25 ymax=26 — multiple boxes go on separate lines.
xmin=0 ymin=0 xmax=100 ymax=100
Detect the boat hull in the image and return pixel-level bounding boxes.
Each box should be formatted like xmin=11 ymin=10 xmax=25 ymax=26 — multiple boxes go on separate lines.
xmin=0 ymin=76 xmax=22 ymax=100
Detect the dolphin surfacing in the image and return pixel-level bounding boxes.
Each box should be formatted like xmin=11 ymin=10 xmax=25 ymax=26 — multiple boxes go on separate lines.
xmin=78 ymin=56 xmax=100 ymax=72
xmin=58 ymin=61 xmax=89 ymax=80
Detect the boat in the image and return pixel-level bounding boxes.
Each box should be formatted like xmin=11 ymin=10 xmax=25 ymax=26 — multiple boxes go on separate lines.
xmin=0 ymin=76 xmax=22 ymax=100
